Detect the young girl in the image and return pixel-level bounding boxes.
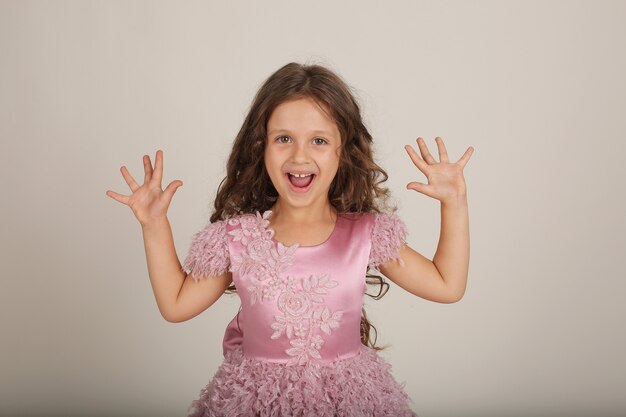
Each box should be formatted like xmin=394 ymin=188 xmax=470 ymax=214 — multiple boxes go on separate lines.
xmin=106 ymin=62 xmax=473 ymax=417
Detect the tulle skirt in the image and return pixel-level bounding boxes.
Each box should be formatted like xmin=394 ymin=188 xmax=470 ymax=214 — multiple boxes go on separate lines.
xmin=187 ymin=344 xmax=418 ymax=417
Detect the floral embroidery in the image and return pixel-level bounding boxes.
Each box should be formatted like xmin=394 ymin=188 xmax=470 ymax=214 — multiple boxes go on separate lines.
xmin=227 ymin=210 xmax=344 ymax=365
xmin=271 ymin=274 xmax=343 ymax=365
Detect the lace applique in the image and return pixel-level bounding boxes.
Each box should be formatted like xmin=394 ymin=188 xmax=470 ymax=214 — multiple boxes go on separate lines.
xmin=271 ymin=274 xmax=343 ymax=365
xmin=227 ymin=210 xmax=344 ymax=365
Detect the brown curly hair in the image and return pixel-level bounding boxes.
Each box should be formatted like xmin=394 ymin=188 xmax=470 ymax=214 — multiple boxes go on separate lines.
xmin=209 ymin=61 xmax=397 ymax=351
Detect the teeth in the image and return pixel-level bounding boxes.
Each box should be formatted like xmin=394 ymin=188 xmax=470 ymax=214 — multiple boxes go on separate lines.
xmin=288 ymin=173 xmax=313 ymax=178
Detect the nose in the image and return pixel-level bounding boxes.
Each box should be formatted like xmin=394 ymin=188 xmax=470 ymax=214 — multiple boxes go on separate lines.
xmin=289 ymin=139 xmax=310 ymax=163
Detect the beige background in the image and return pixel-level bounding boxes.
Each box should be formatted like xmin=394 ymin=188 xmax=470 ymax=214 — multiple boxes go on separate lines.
xmin=1 ymin=1 xmax=625 ymax=416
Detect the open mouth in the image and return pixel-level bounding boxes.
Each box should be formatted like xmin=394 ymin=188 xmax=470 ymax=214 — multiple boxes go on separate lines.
xmin=285 ymin=172 xmax=316 ymax=192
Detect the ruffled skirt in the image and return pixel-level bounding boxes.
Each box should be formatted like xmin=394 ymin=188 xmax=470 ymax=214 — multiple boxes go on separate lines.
xmin=187 ymin=344 xmax=417 ymax=417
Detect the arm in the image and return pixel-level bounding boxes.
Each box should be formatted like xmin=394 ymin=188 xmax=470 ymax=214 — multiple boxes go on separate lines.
xmin=142 ymin=217 xmax=231 ymax=323
xmin=378 ymin=136 xmax=473 ymax=303
xmin=106 ymin=150 xmax=230 ymax=323
xmin=379 ymin=195 xmax=469 ymax=303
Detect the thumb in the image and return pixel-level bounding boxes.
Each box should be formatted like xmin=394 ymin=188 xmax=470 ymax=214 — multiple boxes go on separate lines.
xmin=406 ymin=181 xmax=427 ymax=193
xmin=163 ymin=180 xmax=183 ymax=201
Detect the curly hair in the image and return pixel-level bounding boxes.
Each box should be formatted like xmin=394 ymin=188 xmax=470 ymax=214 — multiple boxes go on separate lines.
xmin=209 ymin=61 xmax=397 ymax=351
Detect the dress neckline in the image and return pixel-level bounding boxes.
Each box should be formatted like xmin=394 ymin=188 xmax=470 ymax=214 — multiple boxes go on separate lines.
xmin=263 ymin=209 xmax=340 ymax=249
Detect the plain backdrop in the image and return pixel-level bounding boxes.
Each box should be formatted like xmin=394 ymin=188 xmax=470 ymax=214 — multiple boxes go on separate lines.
xmin=1 ymin=1 xmax=625 ymax=416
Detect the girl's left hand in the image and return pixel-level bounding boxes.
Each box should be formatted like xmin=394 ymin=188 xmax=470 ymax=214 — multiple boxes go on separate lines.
xmin=404 ymin=136 xmax=474 ymax=204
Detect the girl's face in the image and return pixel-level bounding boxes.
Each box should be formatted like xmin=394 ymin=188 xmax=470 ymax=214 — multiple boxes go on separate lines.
xmin=264 ymin=97 xmax=341 ymax=211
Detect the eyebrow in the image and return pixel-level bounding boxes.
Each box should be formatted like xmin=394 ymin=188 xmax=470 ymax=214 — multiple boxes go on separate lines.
xmin=268 ymin=128 xmax=334 ymax=137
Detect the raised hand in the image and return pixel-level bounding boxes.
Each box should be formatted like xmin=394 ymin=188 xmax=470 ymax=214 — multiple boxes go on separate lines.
xmin=404 ymin=137 xmax=473 ymax=204
xmin=106 ymin=150 xmax=183 ymax=226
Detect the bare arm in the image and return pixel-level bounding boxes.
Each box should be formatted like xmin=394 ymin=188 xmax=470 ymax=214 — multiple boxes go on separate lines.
xmin=379 ymin=196 xmax=469 ymax=303
xmin=142 ymin=217 xmax=232 ymax=323
xmin=379 ymin=136 xmax=473 ymax=303
xmin=432 ymin=196 xmax=469 ymax=300
xmin=106 ymin=150 xmax=230 ymax=323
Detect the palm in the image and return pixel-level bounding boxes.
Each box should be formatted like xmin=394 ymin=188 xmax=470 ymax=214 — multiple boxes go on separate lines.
xmin=404 ymin=137 xmax=474 ymax=203
xmin=128 ymin=180 xmax=168 ymax=220
xmin=106 ymin=150 xmax=183 ymax=226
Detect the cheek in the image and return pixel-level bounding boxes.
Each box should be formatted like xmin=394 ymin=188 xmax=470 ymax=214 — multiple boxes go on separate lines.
xmin=320 ymin=151 xmax=340 ymax=172
xmin=263 ymin=149 xmax=276 ymax=169
xmin=264 ymin=152 xmax=284 ymax=181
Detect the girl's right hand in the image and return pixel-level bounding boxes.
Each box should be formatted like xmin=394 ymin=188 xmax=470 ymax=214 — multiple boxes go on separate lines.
xmin=106 ymin=150 xmax=183 ymax=227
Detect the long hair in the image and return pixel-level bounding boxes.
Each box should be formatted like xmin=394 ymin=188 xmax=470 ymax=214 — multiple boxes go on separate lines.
xmin=210 ymin=62 xmax=397 ymax=351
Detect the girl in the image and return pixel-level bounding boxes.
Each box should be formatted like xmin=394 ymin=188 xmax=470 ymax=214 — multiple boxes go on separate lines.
xmin=106 ymin=62 xmax=473 ymax=417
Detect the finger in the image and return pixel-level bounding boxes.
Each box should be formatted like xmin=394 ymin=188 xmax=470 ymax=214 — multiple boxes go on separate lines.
xmin=435 ymin=137 xmax=449 ymax=163
xmin=120 ymin=166 xmax=140 ymax=192
xmin=105 ymin=189 xmax=130 ymax=205
xmin=152 ymin=149 xmax=163 ymax=186
xmin=457 ymin=146 xmax=474 ymax=169
xmin=416 ymin=137 xmax=438 ymax=164
xmin=143 ymin=154 xmax=153 ymax=184
xmin=404 ymin=144 xmax=429 ymax=174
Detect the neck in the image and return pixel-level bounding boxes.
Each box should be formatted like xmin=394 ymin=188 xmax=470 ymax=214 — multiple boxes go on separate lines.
xmin=270 ymin=199 xmax=337 ymax=225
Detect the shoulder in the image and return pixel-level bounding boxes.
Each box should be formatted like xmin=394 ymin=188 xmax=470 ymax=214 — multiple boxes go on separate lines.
xmin=194 ymin=210 xmax=270 ymax=241
xmin=371 ymin=211 xmax=407 ymax=236
xmin=225 ymin=210 xmax=270 ymax=229
xmin=367 ymin=211 xmax=409 ymax=270
xmin=182 ymin=211 xmax=272 ymax=280
xmin=191 ymin=217 xmax=229 ymax=240
xmin=223 ymin=210 xmax=273 ymax=244
xmin=181 ymin=217 xmax=231 ymax=280
xmin=337 ymin=211 xmax=407 ymax=235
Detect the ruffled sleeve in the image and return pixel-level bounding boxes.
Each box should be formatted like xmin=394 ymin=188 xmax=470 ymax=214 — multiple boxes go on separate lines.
xmin=181 ymin=219 xmax=230 ymax=281
xmin=368 ymin=212 xmax=408 ymax=270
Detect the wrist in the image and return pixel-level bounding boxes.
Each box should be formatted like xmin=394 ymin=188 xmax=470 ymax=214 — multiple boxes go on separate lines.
xmin=141 ymin=216 xmax=170 ymax=231
xmin=441 ymin=194 xmax=467 ymax=208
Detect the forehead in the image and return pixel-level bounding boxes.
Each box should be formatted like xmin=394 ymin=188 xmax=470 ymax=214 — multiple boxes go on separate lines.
xmin=267 ymin=98 xmax=339 ymax=137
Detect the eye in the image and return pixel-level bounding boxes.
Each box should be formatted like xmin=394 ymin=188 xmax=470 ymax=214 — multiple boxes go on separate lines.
xmin=275 ymin=135 xmax=327 ymax=145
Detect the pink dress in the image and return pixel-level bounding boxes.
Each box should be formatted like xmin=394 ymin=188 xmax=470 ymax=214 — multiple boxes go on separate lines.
xmin=182 ymin=209 xmax=417 ymax=417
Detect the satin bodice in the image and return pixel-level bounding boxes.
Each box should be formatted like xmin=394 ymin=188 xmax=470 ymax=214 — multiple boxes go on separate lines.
xmin=182 ymin=208 xmax=408 ymax=367
xmin=220 ymin=210 xmax=375 ymax=365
